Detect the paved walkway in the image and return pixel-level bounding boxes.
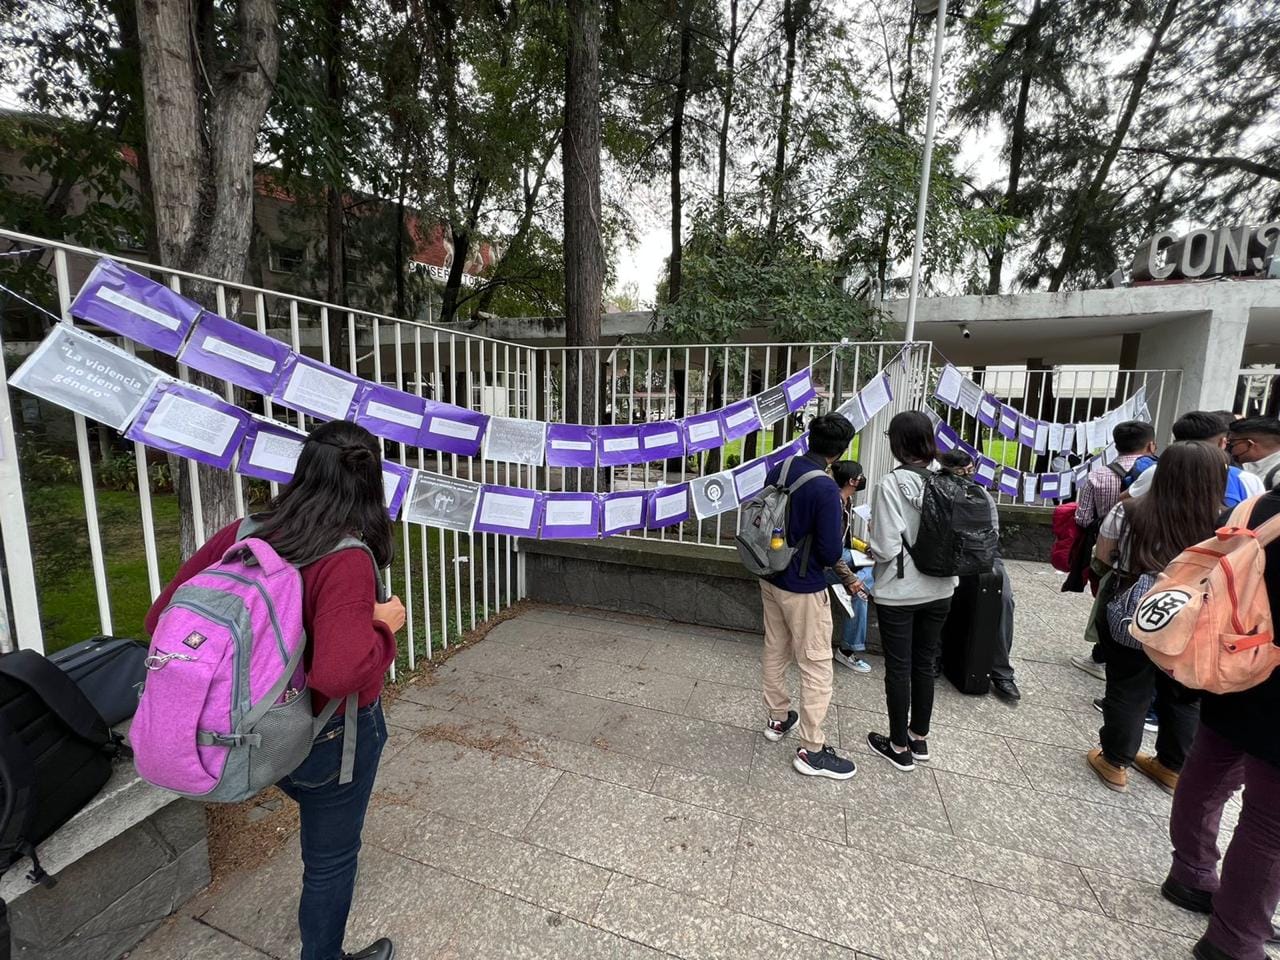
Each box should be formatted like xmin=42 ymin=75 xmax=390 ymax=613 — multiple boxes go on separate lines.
xmin=131 ymin=561 xmax=1264 ymax=960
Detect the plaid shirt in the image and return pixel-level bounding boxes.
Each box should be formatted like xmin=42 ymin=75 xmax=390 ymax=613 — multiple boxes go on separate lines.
xmin=1075 ymin=454 xmax=1140 ymax=528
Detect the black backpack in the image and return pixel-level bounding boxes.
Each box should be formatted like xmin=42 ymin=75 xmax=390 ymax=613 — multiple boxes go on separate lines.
xmin=901 ymin=468 xmax=999 ymax=578
xmin=0 ymin=650 xmax=121 ymax=894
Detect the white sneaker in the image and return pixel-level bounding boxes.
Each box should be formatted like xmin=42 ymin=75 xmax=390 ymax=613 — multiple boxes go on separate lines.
xmin=1070 ymin=655 xmax=1106 ymax=681
xmin=834 ymin=649 xmax=872 ymax=673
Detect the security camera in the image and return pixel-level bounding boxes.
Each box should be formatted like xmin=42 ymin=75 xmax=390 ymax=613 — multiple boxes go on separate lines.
xmin=960 ymin=324 xmax=971 ymax=339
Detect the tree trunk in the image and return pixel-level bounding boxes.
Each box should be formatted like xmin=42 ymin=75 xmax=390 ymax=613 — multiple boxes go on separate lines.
xmin=563 ymin=0 xmax=604 ymax=438
xmin=394 ymin=140 xmax=409 ymax=318
xmin=766 ymin=0 xmax=798 ymax=244
xmin=668 ymin=1 xmax=693 ymax=303
xmin=135 ymin=0 xmax=279 ymax=558
xmin=1047 ymin=0 xmax=1179 ymax=291
xmin=715 ymin=0 xmax=739 ymax=243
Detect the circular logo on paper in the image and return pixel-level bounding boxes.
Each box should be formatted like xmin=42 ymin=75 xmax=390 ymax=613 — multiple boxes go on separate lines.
xmin=1133 ymin=589 xmax=1192 ymax=633
xmin=705 ymin=479 xmax=725 ymax=503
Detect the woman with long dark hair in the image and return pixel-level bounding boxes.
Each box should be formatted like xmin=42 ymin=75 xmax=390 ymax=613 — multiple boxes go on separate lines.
xmin=865 ymin=411 xmax=957 ymax=771
xmin=1087 ymin=440 xmax=1223 ymax=796
xmin=146 ymin=420 xmax=403 ymax=960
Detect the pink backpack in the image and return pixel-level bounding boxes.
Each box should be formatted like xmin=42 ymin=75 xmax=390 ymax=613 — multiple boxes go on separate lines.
xmin=130 ymin=521 xmax=382 ymax=802
xmin=1128 ymin=498 xmax=1280 ymax=694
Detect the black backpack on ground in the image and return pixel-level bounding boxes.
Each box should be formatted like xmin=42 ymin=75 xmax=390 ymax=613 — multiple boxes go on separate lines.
xmin=900 ymin=468 xmax=999 ymax=578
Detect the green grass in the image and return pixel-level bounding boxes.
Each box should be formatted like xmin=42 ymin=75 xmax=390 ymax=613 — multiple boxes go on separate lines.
xmin=719 ymin=432 xmax=862 ymax=468
xmin=982 ymin=439 xmax=1021 ymax=468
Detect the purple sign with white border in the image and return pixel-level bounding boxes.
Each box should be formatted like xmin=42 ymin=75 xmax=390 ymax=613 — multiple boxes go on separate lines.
xmin=126 ymin=380 xmax=251 ymax=470
xmin=1017 ymin=414 xmax=1037 ymax=448
xmin=720 ymin=398 xmax=763 ymax=442
xmin=357 ymin=384 xmax=428 ymax=446
xmin=236 ymin=417 xmax=307 ymax=484
xmin=638 ymin=421 xmax=685 ymax=461
xmin=419 ymin=400 xmax=488 ymax=456
xmin=935 ymin=423 xmax=960 ymax=451
xmin=597 ymin=424 xmax=645 ymax=467
xmin=473 ymin=484 xmax=544 ymax=537
xmin=272 ymin=354 xmax=366 ymax=422
xmin=997 ymin=467 xmax=1022 ymax=498
xmin=997 ymin=404 xmax=1019 ymax=440
xmin=732 ymin=457 xmax=770 ymax=502
xmin=976 ymin=393 xmax=1000 ymax=429
xmin=178 ymin=312 xmax=290 ymax=394
xmin=600 ymin=491 xmax=648 ymax=536
xmin=540 ymin=492 xmax=601 ymax=539
xmin=645 ymin=484 xmax=690 ymax=528
xmin=682 ymin=411 xmax=723 ymax=453
xmin=382 ymin=461 xmax=413 ymax=520
xmin=545 ymin=422 xmax=597 ymax=467
xmin=70 ymin=259 xmax=201 ymax=355
xmin=782 ymin=368 xmax=817 ymax=411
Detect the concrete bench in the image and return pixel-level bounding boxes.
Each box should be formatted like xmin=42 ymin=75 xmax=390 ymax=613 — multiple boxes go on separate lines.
xmin=4 ymin=743 xmax=209 ymax=960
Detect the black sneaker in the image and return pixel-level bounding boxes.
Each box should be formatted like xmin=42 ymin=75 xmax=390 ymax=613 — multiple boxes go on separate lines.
xmin=1093 ymin=697 xmax=1104 ymax=713
xmin=909 ymin=737 xmax=930 ymax=762
xmin=764 ymin=710 xmax=798 ymax=742
xmin=344 ymin=939 xmax=395 ymax=960
xmin=868 ymin=732 xmax=915 ymax=772
xmin=793 ymin=744 xmax=857 ymax=780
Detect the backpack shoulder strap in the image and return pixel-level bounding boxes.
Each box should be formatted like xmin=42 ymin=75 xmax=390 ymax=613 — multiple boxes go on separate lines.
xmin=1106 ymin=462 xmax=1129 ymax=481
xmin=0 ymin=651 xmax=109 ymax=747
xmin=1267 ymin=463 xmax=1280 ymax=490
xmin=0 ymin=706 xmax=36 ymax=874
xmin=320 ymin=536 xmax=390 ymax=603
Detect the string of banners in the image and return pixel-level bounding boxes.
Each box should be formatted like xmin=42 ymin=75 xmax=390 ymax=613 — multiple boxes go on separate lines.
xmin=6 ymin=261 xmax=905 ymax=539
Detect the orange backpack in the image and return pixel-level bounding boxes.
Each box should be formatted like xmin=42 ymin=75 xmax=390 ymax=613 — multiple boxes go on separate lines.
xmin=1129 ymin=497 xmax=1280 ymax=693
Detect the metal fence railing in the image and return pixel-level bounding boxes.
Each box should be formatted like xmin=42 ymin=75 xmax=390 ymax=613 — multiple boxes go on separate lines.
xmin=1237 ymin=368 xmax=1280 ymax=418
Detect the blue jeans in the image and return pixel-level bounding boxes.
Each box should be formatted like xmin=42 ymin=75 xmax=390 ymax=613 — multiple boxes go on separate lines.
xmin=277 ymin=700 xmax=388 ymax=960
xmin=825 ymin=549 xmax=875 ymax=653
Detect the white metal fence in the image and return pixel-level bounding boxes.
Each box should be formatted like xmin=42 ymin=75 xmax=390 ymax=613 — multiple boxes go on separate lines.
xmin=0 ymin=228 xmax=1185 ymax=657
xmin=1236 ymin=368 xmax=1280 ymax=418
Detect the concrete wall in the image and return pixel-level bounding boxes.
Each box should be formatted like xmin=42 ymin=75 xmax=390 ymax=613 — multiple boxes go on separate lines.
xmin=1135 ymin=306 xmax=1250 ymax=416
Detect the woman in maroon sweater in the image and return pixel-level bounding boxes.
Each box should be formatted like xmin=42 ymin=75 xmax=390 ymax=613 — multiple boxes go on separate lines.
xmin=146 ymin=420 xmax=403 ymax=960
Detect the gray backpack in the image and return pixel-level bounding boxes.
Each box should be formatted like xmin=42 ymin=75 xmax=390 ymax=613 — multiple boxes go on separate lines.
xmin=736 ymin=456 xmax=822 ymax=577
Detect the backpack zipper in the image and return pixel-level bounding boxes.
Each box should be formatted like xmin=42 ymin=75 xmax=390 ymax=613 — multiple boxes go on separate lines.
xmin=200 ymin=570 xmax=290 ymax=665
xmin=166 ymin=598 xmax=245 ymax=733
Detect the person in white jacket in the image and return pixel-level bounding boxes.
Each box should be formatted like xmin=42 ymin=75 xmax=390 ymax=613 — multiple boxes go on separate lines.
xmin=866 ymin=411 xmax=958 ymax=772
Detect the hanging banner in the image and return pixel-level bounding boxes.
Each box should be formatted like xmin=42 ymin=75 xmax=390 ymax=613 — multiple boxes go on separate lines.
xmin=600 ymin=490 xmax=647 ymax=536
xmin=482 ymin=416 xmax=547 ymax=466
xmin=689 ymin=470 xmax=739 ymax=519
xmin=974 ymin=456 xmax=998 ymax=489
xmin=540 ymin=492 xmax=600 ymax=539
xmin=682 ymin=411 xmax=723 ymax=454
xmin=754 ymin=385 xmax=789 ymax=427
xmin=597 ymin=424 xmax=644 ymax=467
xmin=645 ymin=484 xmax=690 ymax=529
xmin=125 ymin=380 xmax=251 ymax=470
xmin=420 ymin=399 xmax=487 ymax=456
xmin=976 ymin=394 xmax=1000 ymax=429
xmin=178 ymin=312 xmax=290 ymax=395
xmin=782 ymin=368 xmax=817 ymax=411
xmin=997 ymin=404 xmax=1018 ymax=440
xmin=935 ymin=423 xmax=960 ymax=452
xmin=69 ymin=259 xmax=201 ymax=355
xmin=545 ymin=423 xmax=597 ymax=468
xmin=273 ymin=354 xmax=365 ymax=422
xmin=356 ymin=385 xmax=427 ymax=447
xmin=382 ymin=461 xmax=413 ymax=520
xmin=732 ymin=457 xmax=769 ymax=502
xmin=638 ymin=421 xmax=685 ymax=461
xmin=236 ymin=417 xmax=307 ymax=484
xmin=934 ymin=364 xmax=963 ymax=406
xmin=765 ymin=435 xmax=809 ymax=470
xmin=474 ymin=484 xmax=544 ymax=537
xmin=720 ymin=398 xmax=763 ymax=442
xmin=403 ymin=471 xmax=481 ymax=533
xmin=8 ymin=324 xmax=160 ymax=430
xmin=957 ymin=378 xmax=983 ymax=417
xmin=858 ymin=373 xmax=894 ymax=421
xmin=1017 ymin=415 xmax=1037 ymax=448
xmin=1039 ymin=472 xmax=1061 ymax=501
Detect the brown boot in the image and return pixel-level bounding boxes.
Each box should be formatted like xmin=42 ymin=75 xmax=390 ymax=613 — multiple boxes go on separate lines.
xmin=1087 ymin=747 xmax=1128 ymax=792
xmin=1135 ymin=753 xmax=1179 ymax=795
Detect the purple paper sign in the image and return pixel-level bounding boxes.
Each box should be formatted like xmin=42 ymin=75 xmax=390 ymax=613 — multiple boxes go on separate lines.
xmin=956 ymin=439 xmax=980 ymax=460
xmin=70 ymin=259 xmax=201 ymax=355
xmin=1038 ymin=473 xmax=1062 ymax=501
xmin=600 ymin=491 xmax=647 ymax=536
xmin=997 ymin=404 xmax=1019 ymax=440
xmin=646 ymin=484 xmax=690 ymax=528
xmin=732 ymin=457 xmax=770 ymax=502
xmin=126 ymin=380 xmax=251 ymax=470
xmin=597 ymin=424 xmax=645 ymax=467
xmin=272 ymin=354 xmax=366 ymax=422
xmin=382 ymin=461 xmax=413 ymax=520
xmin=638 ymin=421 xmax=685 ymax=461
xmin=935 ymin=423 xmax=960 ymax=451
xmin=976 ymin=393 xmax=1000 ymax=429
xmin=474 ymin=484 xmax=544 ymax=537
xmin=974 ymin=455 xmax=998 ymax=489
xmin=997 ymin=467 xmax=1022 ymax=497
xmin=419 ymin=400 xmax=488 ymax=456
xmin=237 ymin=417 xmax=308 ymax=484
xmin=1017 ymin=415 xmax=1037 ymax=448
xmin=178 ymin=312 xmax=290 ymax=394
xmin=682 ymin=411 xmax=723 ymax=454
xmin=540 ymin=492 xmax=601 ymax=539
xmin=546 ymin=422 xmax=598 ymax=467
xmin=782 ymin=368 xmax=817 ymax=411
xmin=356 ymin=384 xmax=427 ymax=446
xmin=720 ymin=398 xmax=763 ymax=442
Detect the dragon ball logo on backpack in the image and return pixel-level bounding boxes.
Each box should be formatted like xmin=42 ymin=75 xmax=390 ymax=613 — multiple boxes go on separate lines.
xmin=1134 ymin=589 xmax=1192 ymax=632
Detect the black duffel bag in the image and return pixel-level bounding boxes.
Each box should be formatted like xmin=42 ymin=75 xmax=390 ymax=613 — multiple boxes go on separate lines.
xmin=49 ymin=637 xmax=148 ymax=726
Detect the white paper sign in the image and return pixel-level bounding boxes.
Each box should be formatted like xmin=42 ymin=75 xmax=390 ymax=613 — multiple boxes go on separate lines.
xmin=643 ymin=430 xmax=679 ymax=449
xmin=688 ymin=420 xmax=720 ymax=442
xmin=282 ymin=363 xmax=359 ymax=420
xmin=204 ymin=336 xmax=276 ymax=373
xmin=551 ymin=439 xmax=593 ymax=451
xmin=653 ymin=489 xmax=687 ymax=522
xmin=483 ymin=417 xmax=547 ymax=466
xmin=382 ymin=469 xmax=401 ymax=507
xmin=1022 ymin=475 xmax=1038 ymax=503
xmin=403 ymin=472 xmax=481 ymax=532
xmin=145 ymin=392 xmax=240 ymax=456
xmin=97 ymin=287 xmax=181 ymax=331
xmin=545 ymin=499 xmax=593 ymax=526
xmin=725 ymin=406 xmax=757 ymax=429
xmin=733 ymin=461 xmax=768 ymax=500
xmin=604 ymin=496 xmax=644 ymax=530
xmin=479 ymin=492 xmax=534 ymax=529
xmin=249 ymin=432 xmax=304 ymax=474
xmin=367 ymin=400 xmax=423 ymax=429
xmin=1033 ymin=422 xmax=1050 ymax=454
xmin=1047 ymin=422 xmax=1066 ymax=452
xmin=852 ymin=503 xmax=872 ymax=523
xmin=603 ymin=437 xmax=640 ymax=453
xmin=829 ymin=583 xmax=855 ymax=619
xmin=935 ymin=364 xmax=963 ymax=406
xmin=430 ymin=416 xmax=481 ymax=441
xmin=860 ymin=374 xmax=893 ymax=420
xmin=957 ymin=377 xmax=983 ymax=417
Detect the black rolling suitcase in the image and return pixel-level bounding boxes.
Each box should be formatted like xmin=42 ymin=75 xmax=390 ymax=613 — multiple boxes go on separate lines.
xmin=941 ymin=569 xmax=1003 ymax=695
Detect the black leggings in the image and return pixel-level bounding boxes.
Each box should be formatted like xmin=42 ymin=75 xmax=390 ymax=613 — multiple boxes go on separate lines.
xmin=878 ymin=598 xmax=952 ymax=748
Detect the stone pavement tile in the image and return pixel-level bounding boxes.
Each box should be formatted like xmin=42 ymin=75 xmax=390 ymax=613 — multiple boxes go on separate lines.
xmin=373 ymin=737 xmax=562 ymax=836
xmin=1017 ymin=658 xmax=1114 ymax=700
xmin=444 ymin=639 xmax=582 ymax=685
xmin=590 ymin=703 xmax=756 ymax=783
xmin=827 ymin=668 xmax=889 ymax=714
xmin=491 ymin=619 xmax=657 ymax=668
xmin=841 ymin=814 xmax=1103 ymax=914
xmin=1005 ymin=736 xmax=1174 ymax=817
xmin=837 ymin=705 xmax=1030 ymax=787
xmin=927 ymin=688 xmax=1096 ymax=750
xmin=640 ymin=637 xmax=761 ymax=688
xmin=685 ymin=678 xmax=842 ymax=747
xmin=445 ymin=673 xmax=614 ymax=743
xmin=593 ymin=873 xmax=858 ymax=960
xmin=438 ymin=887 xmax=666 ymax=960
xmin=521 ymin=772 xmax=742 ymax=902
xmin=731 ymin=821 xmax=993 ymax=960
xmin=1080 ymin=869 xmax=1206 ymax=941
xmin=650 ymin=765 xmax=847 ymax=844
xmin=749 ymin=738 xmax=953 ymax=834
xmin=972 ymin=882 xmax=1195 ymax=960
xmin=363 ymin=803 xmax=612 ymax=922
xmin=122 ymin=915 xmax=271 ymax=959
xmin=519 ymin=607 xmax=668 ymax=643
xmin=935 ymin=770 xmax=1170 ymax=885
xmin=556 ymin=659 xmax=699 ymax=713
xmin=395 ymin=670 xmax=482 ymax=710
